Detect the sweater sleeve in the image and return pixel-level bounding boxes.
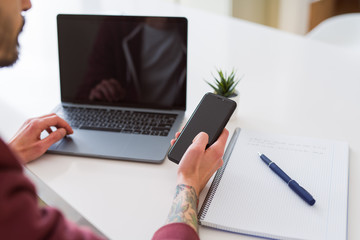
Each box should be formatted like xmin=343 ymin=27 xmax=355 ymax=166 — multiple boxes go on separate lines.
xmin=152 ymin=223 xmax=200 ymax=240
xmin=0 ymin=139 xmax=105 ymax=240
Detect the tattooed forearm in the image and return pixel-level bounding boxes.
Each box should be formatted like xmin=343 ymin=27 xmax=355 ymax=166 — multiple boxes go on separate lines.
xmin=166 ymin=184 xmax=199 ymax=233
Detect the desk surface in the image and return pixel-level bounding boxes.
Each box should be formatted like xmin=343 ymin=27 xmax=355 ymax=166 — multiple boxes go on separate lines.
xmin=1 ymin=0 xmax=360 ymax=239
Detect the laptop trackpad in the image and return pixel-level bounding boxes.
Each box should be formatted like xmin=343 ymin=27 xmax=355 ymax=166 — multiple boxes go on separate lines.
xmin=56 ymin=130 xmax=128 ymax=157
xmin=50 ymin=129 xmax=169 ymax=163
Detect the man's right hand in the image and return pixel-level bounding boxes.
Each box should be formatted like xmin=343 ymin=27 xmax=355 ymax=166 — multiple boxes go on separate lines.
xmin=89 ymin=78 xmax=126 ymax=102
xmin=8 ymin=113 xmax=73 ymax=164
xmin=174 ymin=129 xmax=229 ymax=197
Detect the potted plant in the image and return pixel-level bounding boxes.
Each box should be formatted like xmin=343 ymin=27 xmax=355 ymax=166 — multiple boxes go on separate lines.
xmin=205 ymin=69 xmax=242 ymax=118
xmin=205 ymin=69 xmax=241 ymax=98
xmin=206 ymin=69 xmax=241 ymax=98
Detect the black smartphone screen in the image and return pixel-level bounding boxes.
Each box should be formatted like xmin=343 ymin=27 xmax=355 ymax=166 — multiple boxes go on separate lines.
xmin=168 ymin=92 xmax=236 ymax=164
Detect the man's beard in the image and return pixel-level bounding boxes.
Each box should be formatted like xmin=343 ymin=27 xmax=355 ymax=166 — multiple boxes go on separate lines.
xmin=0 ymin=16 xmax=25 ymax=67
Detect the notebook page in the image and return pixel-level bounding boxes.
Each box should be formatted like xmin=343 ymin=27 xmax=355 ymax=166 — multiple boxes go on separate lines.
xmin=201 ymin=129 xmax=348 ymax=240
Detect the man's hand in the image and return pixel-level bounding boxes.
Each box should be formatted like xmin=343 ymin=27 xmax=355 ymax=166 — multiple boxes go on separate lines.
xmin=174 ymin=129 xmax=229 ymax=197
xmin=8 ymin=113 xmax=73 ymax=164
xmin=164 ymin=129 xmax=229 ymax=233
xmin=89 ymin=78 xmax=126 ymax=102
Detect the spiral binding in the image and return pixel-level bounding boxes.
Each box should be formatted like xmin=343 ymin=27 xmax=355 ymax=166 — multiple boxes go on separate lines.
xmin=198 ymin=128 xmax=241 ymax=222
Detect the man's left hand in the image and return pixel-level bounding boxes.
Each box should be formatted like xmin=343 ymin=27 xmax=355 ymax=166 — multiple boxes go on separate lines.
xmin=8 ymin=113 xmax=73 ymax=164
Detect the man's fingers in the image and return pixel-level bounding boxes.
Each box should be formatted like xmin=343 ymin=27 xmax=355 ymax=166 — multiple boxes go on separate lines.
xmin=45 ymin=127 xmax=53 ymax=135
xmin=206 ymin=129 xmax=229 ymax=158
xmin=38 ymin=113 xmax=57 ymax=119
xmin=41 ymin=128 xmax=67 ymax=150
xmin=209 ymin=129 xmax=229 ymax=149
xmin=191 ymin=132 xmax=209 ymax=149
xmin=102 ymin=80 xmax=117 ymax=101
xmin=98 ymin=82 xmax=113 ymax=102
xmin=37 ymin=115 xmax=73 ymax=134
xmin=170 ymin=131 xmax=182 ymax=146
xmin=89 ymin=90 xmax=102 ymax=100
xmin=109 ymin=78 xmax=123 ymax=92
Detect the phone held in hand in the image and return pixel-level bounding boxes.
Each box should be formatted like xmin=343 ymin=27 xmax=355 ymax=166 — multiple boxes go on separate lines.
xmin=168 ymin=92 xmax=236 ymax=164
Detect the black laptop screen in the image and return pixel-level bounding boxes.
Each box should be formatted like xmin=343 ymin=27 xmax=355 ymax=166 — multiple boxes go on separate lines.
xmin=57 ymin=14 xmax=187 ymax=110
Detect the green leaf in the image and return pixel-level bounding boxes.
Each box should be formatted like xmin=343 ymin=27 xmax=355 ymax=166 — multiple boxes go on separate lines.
xmin=204 ymin=68 xmax=242 ymax=97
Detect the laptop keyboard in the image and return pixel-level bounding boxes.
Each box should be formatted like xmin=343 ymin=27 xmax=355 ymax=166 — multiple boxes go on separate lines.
xmin=58 ymin=106 xmax=177 ymax=137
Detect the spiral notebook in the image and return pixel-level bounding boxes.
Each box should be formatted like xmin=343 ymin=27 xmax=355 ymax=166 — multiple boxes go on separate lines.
xmin=198 ymin=128 xmax=349 ymax=240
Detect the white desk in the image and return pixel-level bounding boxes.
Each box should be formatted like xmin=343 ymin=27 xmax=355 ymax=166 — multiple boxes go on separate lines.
xmin=1 ymin=0 xmax=360 ymax=239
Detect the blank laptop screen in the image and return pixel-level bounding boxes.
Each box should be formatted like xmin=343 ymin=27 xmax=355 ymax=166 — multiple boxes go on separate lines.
xmin=57 ymin=14 xmax=187 ymax=110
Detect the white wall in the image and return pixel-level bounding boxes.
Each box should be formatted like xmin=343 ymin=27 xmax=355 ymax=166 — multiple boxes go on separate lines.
xmin=164 ymin=0 xmax=314 ymax=35
xmin=163 ymin=0 xmax=232 ymax=16
xmin=233 ymin=0 xmax=313 ymax=35
xmin=232 ymin=0 xmax=279 ymax=27
xmin=278 ymin=0 xmax=312 ymax=35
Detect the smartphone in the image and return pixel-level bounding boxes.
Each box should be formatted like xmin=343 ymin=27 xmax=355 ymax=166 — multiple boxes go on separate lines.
xmin=168 ymin=92 xmax=236 ymax=164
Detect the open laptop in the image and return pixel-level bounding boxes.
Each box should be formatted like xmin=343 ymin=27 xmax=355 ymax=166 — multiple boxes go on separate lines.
xmin=47 ymin=14 xmax=188 ymax=163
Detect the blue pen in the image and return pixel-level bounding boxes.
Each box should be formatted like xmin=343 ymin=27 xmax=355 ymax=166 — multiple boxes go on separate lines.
xmin=258 ymin=152 xmax=316 ymax=206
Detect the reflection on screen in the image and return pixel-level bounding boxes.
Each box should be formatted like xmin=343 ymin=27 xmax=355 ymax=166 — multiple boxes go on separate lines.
xmin=57 ymin=15 xmax=187 ymax=110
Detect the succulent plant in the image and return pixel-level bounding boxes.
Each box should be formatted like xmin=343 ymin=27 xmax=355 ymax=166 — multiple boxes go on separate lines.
xmin=205 ymin=69 xmax=241 ymax=98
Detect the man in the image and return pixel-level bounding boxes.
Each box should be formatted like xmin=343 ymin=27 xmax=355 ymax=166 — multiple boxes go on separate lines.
xmin=0 ymin=0 xmax=229 ymax=239
xmin=78 ymin=17 xmax=186 ymax=107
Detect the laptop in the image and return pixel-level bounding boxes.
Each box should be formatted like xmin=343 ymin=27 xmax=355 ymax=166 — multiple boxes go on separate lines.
xmin=47 ymin=14 xmax=188 ymax=163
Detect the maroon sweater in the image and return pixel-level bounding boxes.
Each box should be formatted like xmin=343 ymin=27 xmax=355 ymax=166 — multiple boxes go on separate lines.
xmin=0 ymin=139 xmax=199 ymax=240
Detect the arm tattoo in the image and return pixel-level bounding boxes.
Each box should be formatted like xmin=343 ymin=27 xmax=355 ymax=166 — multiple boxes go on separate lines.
xmin=166 ymin=184 xmax=199 ymax=233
